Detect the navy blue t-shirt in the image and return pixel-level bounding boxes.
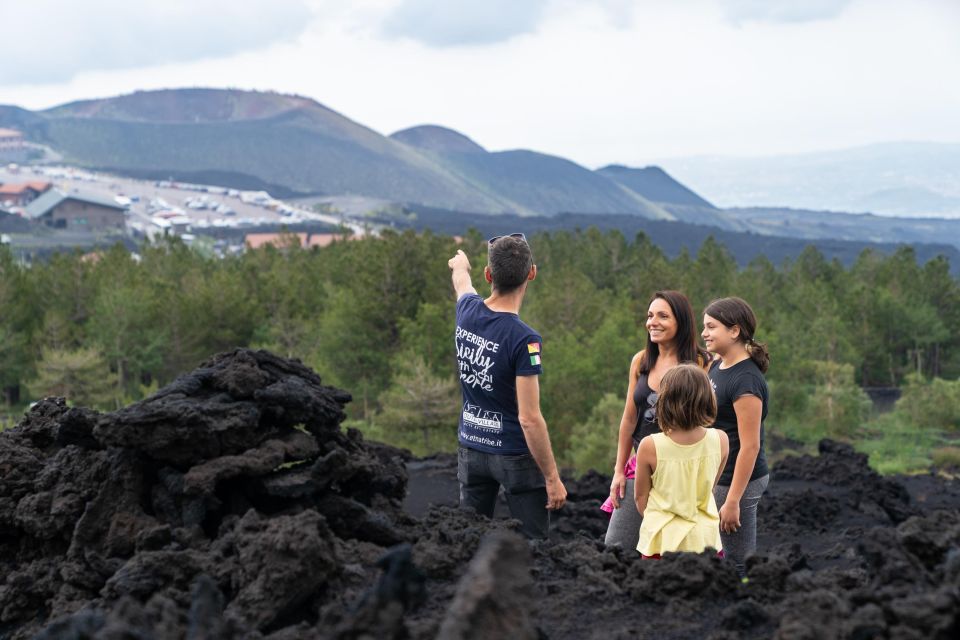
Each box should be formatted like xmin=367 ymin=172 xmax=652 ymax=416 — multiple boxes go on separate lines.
xmin=455 ymin=293 xmax=543 ymax=455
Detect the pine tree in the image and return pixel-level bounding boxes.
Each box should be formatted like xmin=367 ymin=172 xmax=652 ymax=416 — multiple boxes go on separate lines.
xmin=375 ymin=355 xmax=460 ymax=454
xmin=29 ymin=347 xmax=118 ymax=409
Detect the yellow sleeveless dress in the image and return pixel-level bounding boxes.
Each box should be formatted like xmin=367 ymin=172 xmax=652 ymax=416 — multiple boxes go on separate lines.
xmin=636 ymin=429 xmax=723 ymax=556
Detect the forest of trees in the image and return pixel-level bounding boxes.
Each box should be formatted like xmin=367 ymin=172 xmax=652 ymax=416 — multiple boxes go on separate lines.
xmin=1 ymin=228 xmax=959 ymax=475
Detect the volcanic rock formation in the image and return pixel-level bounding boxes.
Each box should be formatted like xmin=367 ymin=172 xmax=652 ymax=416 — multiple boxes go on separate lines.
xmin=1 ymin=349 xmax=958 ymax=639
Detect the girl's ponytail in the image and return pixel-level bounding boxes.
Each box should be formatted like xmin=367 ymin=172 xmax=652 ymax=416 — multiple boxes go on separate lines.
xmin=745 ymin=337 xmax=770 ymax=374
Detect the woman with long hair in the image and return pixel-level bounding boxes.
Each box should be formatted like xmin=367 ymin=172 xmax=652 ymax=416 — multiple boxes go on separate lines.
xmin=701 ymin=296 xmax=771 ymax=577
xmin=603 ymin=290 xmax=711 ymax=549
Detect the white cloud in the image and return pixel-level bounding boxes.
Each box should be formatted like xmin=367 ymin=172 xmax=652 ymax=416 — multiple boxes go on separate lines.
xmin=0 ymin=0 xmax=957 ymax=165
xmin=381 ymin=0 xmax=549 ymax=46
xmin=0 ymin=0 xmax=312 ymax=85
xmin=719 ymin=0 xmax=852 ymax=24
xmin=378 ymin=0 xmax=638 ymax=46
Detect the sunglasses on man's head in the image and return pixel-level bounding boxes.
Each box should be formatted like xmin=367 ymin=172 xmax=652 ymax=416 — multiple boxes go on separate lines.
xmin=487 ymin=232 xmax=528 ymax=245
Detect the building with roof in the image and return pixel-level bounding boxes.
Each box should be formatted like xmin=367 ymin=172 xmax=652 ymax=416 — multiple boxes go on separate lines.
xmin=151 ymin=212 xmax=192 ymax=236
xmin=0 ymin=181 xmax=51 ymax=207
xmin=0 ymin=204 xmax=30 ymax=233
xmin=0 ymin=128 xmax=24 ymax=151
xmin=24 ymin=189 xmax=127 ymax=231
xmin=244 ymin=232 xmax=309 ymax=250
xmin=305 ymin=233 xmax=355 ymax=248
xmin=243 ymin=232 xmax=357 ymax=251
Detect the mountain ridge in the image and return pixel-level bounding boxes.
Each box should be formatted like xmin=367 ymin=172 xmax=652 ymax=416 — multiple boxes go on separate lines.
xmin=3 ymin=88 xmax=959 ymax=251
xmin=1 ymin=88 xmax=692 ymax=219
xmin=390 ymin=125 xmax=486 ymax=154
xmin=597 ymin=164 xmax=716 ymax=209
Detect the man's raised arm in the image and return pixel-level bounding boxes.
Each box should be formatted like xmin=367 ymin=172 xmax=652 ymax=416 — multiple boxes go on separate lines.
xmin=448 ymin=249 xmax=478 ymax=300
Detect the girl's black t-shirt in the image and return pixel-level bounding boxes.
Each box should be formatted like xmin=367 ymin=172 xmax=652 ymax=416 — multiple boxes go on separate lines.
xmin=709 ymin=358 xmax=770 ymax=486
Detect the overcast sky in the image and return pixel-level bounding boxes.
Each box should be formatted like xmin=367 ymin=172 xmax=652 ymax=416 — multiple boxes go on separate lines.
xmin=1 ymin=0 xmax=958 ymax=167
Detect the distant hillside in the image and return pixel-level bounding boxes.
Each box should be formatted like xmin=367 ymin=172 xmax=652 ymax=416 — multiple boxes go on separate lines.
xmin=390 ymin=125 xmax=673 ymax=219
xmin=390 ymin=125 xmax=486 ymax=154
xmin=0 ymin=106 xmax=44 ymax=133
xmin=43 ymin=89 xmax=315 ymax=123
xmin=5 ymin=88 xmax=957 ymax=247
xmin=379 ymin=207 xmax=960 ymax=275
xmin=722 ymin=206 xmax=960 ymax=250
xmin=5 ymin=89 xmax=518 ymax=213
xmin=597 ymin=164 xmax=716 ymax=208
xmin=0 ymin=89 xmax=690 ymax=219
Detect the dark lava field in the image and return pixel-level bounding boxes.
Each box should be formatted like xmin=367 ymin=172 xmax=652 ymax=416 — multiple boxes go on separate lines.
xmin=1 ymin=349 xmax=958 ymax=639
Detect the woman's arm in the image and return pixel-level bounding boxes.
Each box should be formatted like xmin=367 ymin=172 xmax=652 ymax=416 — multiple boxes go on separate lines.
xmin=633 ymin=436 xmax=656 ymax=516
xmin=718 ymin=394 xmax=762 ymax=533
xmin=609 ymin=351 xmax=643 ymax=508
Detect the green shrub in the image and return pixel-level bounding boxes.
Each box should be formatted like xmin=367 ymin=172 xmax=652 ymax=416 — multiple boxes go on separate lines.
xmin=856 ymin=414 xmax=942 ymax=475
xmin=811 ymin=362 xmax=873 ymax=437
xmin=893 ymin=374 xmax=960 ymax=432
xmin=27 ymin=347 xmax=119 ymax=410
xmin=769 ymin=361 xmax=872 ymax=443
xmin=369 ymin=355 xmax=460 ymax=457
xmin=931 ymin=446 xmax=960 ymax=470
xmin=567 ymin=392 xmax=626 ymax=476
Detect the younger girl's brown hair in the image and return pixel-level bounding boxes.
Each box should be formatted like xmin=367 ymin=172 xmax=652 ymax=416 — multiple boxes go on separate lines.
xmin=656 ymin=364 xmax=718 ymax=433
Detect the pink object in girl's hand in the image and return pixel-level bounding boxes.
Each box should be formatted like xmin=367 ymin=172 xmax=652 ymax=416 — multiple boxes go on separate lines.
xmin=600 ymin=455 xmax=638 ymax=514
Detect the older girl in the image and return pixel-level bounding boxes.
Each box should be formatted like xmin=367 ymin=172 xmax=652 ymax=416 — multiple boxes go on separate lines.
xmin=702 ymin=297 xmax=771 ymax=577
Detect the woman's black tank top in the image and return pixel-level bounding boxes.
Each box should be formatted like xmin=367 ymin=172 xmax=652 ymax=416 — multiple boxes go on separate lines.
xmin=632 ymin=373 xmax=658 ymax=446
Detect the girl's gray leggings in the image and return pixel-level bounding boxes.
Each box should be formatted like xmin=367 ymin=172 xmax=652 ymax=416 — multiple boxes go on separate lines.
xmin=603 ymin=474 xmax=770 ymax=576
xmin=714 ymin=474 xmax=770 ymax=577
xmin=603 ymin=478 xmax=642 ymax=549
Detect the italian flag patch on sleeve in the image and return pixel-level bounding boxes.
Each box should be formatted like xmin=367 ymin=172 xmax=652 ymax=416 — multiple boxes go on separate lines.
xmin=530 ymin=354 xmax=541 ymax=366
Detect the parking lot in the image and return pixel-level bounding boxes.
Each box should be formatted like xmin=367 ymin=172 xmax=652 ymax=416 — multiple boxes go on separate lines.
xmin=0 ymin=165 xmax=365 ymax=239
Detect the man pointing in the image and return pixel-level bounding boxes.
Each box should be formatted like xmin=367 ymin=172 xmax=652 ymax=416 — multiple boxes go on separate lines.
xmin=448 ymin=234 xmax=566 ymax=538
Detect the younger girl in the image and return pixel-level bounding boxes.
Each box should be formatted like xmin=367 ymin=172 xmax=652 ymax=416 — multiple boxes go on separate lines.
xmin=634 ymin=364 xmax=729 ymax=558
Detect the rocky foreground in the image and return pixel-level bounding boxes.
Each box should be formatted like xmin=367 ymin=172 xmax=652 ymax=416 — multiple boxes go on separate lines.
xmin=1 ymin=350 xmax=958 ymax=639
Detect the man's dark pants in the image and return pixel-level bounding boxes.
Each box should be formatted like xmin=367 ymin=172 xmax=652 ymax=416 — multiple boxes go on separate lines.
xmin=457 ymin=446 xmax=549 ymax=539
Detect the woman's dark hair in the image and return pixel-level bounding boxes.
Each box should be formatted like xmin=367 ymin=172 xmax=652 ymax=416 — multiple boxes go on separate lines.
xmin=639 ymin=290 xmax=711 ymax=375
xmin=703 ymin=296 xmax=770 ymax=373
